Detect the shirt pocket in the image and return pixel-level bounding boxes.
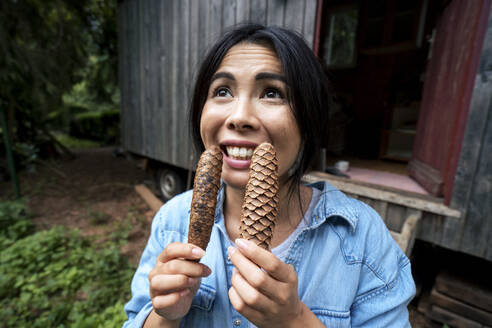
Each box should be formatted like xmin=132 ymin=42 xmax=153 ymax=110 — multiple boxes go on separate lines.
xmin=190 ymin=283 xmax=216 ymax=311
xmin=312 ymin=308 xmax=351 ymax=328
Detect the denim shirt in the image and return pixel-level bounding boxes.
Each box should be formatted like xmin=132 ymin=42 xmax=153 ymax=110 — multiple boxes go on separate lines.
xmin=123 ymin=182 xmax=415 ymax=327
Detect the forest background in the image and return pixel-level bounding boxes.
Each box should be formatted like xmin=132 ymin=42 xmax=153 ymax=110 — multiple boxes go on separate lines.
xmin=0 ymin=1 xmax=136 ymax=326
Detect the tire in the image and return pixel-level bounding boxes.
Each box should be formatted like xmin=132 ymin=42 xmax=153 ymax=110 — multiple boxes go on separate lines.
xmin=155 ymin=167 xmax=185 ymax=201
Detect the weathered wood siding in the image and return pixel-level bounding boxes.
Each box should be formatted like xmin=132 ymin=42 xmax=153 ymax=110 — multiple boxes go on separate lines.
xmin=443 ymin=2 xmax=492 ymax=261
xmin=118 ymin=0 xmax=318 ymax=169
xmin=409 ymin=0 xmax=491 ymax=202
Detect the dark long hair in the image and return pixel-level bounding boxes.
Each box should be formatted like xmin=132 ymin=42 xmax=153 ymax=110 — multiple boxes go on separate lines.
xmin=189 ymin=24 xmax=332 ymax=194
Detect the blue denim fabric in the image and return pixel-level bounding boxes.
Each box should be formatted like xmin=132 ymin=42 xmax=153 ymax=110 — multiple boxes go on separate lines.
xmin=123 ymin=181 xmax=415 ymax=327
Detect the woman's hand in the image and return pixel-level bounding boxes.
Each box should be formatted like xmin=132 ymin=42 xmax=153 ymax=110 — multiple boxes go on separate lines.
xmin=147 ymin=242 xmax=211 ymax=323
xmin=227 ymin=239 xmax=323 ymax=328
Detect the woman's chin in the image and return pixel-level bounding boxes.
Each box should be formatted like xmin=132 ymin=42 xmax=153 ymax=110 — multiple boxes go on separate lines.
xmin=221 ymin=171 xmax=249 ymax=191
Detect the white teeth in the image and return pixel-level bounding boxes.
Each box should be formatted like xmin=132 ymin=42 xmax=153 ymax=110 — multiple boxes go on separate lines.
xmin=226 ymin=146 xmax=254 ymax=159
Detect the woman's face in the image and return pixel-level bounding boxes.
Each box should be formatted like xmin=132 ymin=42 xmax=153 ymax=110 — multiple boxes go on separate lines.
xmin=200 ymin=42 xmax=301 ymax=190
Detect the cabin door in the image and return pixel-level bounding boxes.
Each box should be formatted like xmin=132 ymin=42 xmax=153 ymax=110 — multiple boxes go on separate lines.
xmin=408 ymin=0 xmax=491 ymax=203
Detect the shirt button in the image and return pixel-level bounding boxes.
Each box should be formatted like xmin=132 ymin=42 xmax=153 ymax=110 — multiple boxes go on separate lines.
xmin=233 ymin=318 xmax=241 ymax=326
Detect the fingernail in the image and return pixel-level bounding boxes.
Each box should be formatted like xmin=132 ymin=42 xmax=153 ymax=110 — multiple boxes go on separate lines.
xmin=192 ymin=247 xmax=205 ymax=258
xmin=235 ymin=238 xmax=249 ymax=250
xmin=228 ymin=246 xmax=236 ymax=257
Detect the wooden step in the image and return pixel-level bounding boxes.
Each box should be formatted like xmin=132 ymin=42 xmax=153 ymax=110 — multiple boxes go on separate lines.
xmin=430 ymin=289 xmax=492 ymax=326
xmin=428 ymin=306 xmax=489 ymax=328
xmin=435 ymin=271 xmax=492 ymax=313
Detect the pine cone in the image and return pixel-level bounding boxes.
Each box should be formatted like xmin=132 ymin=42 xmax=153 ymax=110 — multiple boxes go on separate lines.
xmin=187 ymin=147 xmax=223 ymax=250
xmin=239 ymin=143 xmax=279 ymax=250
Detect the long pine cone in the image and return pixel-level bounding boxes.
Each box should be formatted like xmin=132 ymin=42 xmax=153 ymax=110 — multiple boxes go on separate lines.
xmin=240 ymin=143 xmax=279 ymax=250
xmin=187 ymin=147 xmax=223 ymax=250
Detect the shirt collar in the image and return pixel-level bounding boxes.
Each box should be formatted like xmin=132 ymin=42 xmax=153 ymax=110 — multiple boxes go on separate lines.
xmin=308 ymin=181 xmax=358 ymax=232
xmin=214 ymin=180 xmax=358 ymax=232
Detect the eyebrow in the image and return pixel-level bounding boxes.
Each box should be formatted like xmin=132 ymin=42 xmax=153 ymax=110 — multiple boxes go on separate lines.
xmin=210 ymin=71 xmax=287 ymax=84
xmin=255 ymin=72 xmax=287 ymax=84
xmin=211 ymin=72 xmax=234 ymax=83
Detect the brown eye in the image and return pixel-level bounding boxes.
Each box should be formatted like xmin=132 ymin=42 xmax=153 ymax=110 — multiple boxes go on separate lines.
xmin=262 ymin=88 xmax=283 ymax=99
xmin=214 ymin=87 xmax=232 ymax=97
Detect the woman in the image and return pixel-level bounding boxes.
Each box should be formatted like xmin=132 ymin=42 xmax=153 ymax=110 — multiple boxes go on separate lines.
xmin=124 ymin=24 xmax=415 ymax=328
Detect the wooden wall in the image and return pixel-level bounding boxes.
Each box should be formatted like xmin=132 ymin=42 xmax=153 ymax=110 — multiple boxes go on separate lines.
xmin=442 ymin=2 xmax=492 ymax=261
xmin=117 ymin=0 xmax=318 ymax=169
xmin=409 ymin=0 xmax=491 ymax=202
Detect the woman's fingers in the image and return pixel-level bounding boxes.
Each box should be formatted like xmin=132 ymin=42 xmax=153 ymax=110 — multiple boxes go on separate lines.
xmin=158 ymin=242 xmax=205 ymax=263
xmin=152 ymin=289 xmax=190 ymax=309
xmin=162 ymin=258 xmax=211 ymax=277
xmin=232 ymin=239 xmax=296 ymax=283
xmin=228 ymin=286 xmax=265 ymax=324
xmin=230 ymin=267 xmax=277 ymax=312
xmin=227 ymin=246 xmax=278 ymax=298
xmin=150 ymin=273 xmax=198 ymax=296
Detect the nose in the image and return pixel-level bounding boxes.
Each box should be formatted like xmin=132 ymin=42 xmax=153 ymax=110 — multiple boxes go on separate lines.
xmin=225 ymin=98 xmax=258 ymax=131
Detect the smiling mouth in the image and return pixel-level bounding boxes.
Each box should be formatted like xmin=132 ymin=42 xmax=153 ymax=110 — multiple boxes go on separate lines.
xmin=222 ymin=146 xmax=255 ymax=160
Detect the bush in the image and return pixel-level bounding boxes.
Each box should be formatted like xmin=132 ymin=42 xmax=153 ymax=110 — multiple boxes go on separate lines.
xmin=0 ymin=223 xmax=134 ymax=327
xmin=0 ymin=200 xmax=34 ymax=248
xmin=69 ymin=109 xmax=120 ymax=144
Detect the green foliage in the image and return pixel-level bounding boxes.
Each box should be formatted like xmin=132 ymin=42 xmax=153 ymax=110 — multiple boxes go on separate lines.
xmin=0 ymin=222 xmax=134 ymax=327
xmin=69 ymin=109 xmax=120 ymax=143
xmin=69 ymin=301 xmax=128 ymax=328
xmin=0 ymin=0 xmax=119 ymax=151
xmin=0 ymin=200 xmax=34 ymax=248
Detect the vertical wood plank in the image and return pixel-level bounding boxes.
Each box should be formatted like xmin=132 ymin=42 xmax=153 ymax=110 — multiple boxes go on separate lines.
xmin=236 ymin=0 xmax=251 ymax=24
xmin=386 ymin=203 xmax=406 ymax=232
xmin=170 ymin=0 xmax=180 ymax=165
xmin=460 ymin=105 xmax=492 ymax=256
xmin=250 ymin=0 xmax=267 ymax=25
xmin=143 ymin=0 xmax=152 ymax=156
xmin=153 ymin=0 xmax=164 ymax=160
xmin=138 ymin=0 xmax=147 ymax=154
xmin=222 ymin=0 xmax=237 ymax=29
xmin=284 ymin=0 xmax=305 ymax=33
xmin=302 ymin=0 xmax=317 ymax=48
xmin=133 ymin=0 xmax=142 ymax=153
xmin=418 ymin=212 xmax=444 ymax=243
xmin=148 ymin=0 xmax=157 ymax=159
xmin=160 ymin=0 xmax=174 ymax=160
xmin=210 ymin=0 xmax=223 ymax=42
xmin=189 ymin=0 xmax=200 ymax=90
xmin=198 ymin=0 xmax=209 ymax=58
xmin=372 ymin=201 xmax=389 ymax=222
xmin=180 ymin=0 xmax=192 ymax=168
xmin=266 ymin=0 xmax=285 ymax=27
xmin=117 ymin=1 xmax=127 ymax=148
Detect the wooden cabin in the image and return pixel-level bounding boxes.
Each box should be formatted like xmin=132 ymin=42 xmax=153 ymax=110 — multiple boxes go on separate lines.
xmin=117 ymin=0 xmax=492 ymax=262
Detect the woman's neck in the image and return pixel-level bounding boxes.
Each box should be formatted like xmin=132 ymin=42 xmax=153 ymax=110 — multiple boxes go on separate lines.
xmin=223 ymin=182 xmax=312 ymax=248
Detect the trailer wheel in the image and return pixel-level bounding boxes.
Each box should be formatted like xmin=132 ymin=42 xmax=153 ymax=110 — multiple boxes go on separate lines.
xmin=156 ymin=167 xmax=185 ymax=201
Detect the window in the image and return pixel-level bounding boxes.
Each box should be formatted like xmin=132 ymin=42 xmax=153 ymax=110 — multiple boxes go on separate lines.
xmin=322 ymin=6 xmax=359 ymax=69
